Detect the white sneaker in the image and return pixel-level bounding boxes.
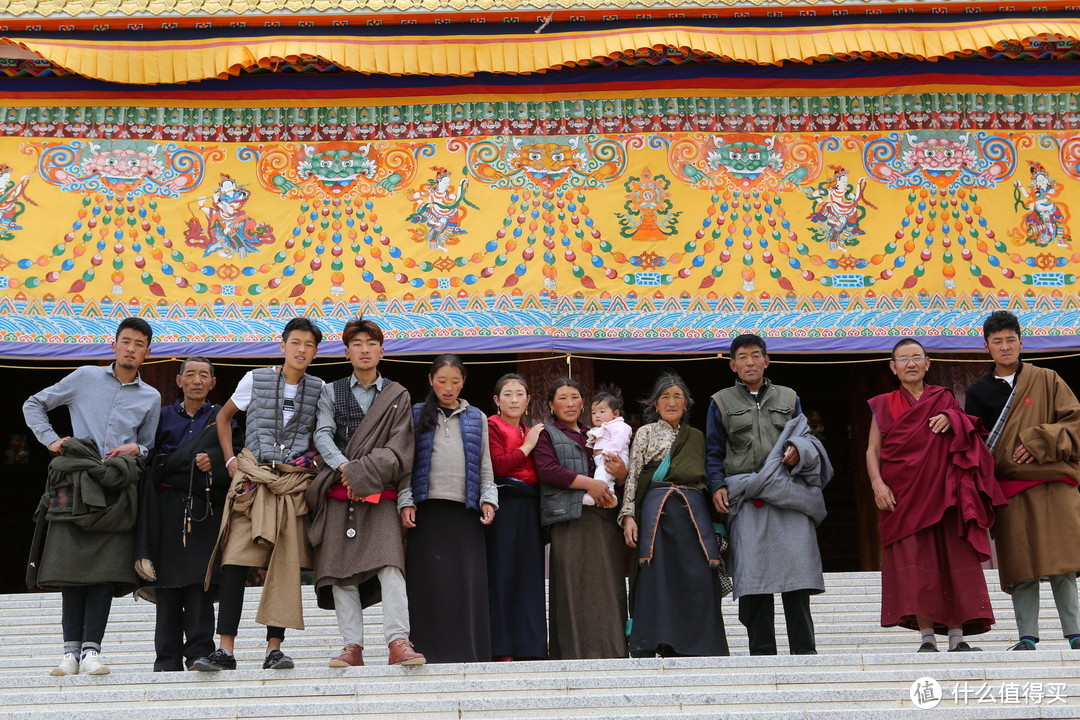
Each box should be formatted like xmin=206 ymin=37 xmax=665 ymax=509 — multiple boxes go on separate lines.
xmin=79 ymin=650 xmax=109 ymax=675
xmin=50 ymin=653 xmax=79 ymax=676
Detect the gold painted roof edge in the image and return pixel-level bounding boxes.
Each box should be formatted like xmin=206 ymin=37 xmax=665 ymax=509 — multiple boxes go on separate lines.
xmin=0 ymin=0 xmax=1062 ymax=20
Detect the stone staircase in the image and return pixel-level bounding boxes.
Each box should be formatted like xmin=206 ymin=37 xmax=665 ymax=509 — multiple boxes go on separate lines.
xmin=1 ymin=571 xmax=1078 ymax=719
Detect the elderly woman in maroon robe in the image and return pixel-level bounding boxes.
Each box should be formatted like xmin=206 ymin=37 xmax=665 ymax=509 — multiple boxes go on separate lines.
xmin=865 ymin=338 xmax=1006 ymax=652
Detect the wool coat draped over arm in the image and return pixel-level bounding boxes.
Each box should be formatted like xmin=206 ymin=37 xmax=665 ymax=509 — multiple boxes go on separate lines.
xmin=725 ymin=414 xmax=833 ymax=598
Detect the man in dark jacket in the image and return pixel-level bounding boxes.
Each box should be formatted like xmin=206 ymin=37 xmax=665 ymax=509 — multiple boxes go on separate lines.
xmin=135 ymin=356 xmax=239 ymax=671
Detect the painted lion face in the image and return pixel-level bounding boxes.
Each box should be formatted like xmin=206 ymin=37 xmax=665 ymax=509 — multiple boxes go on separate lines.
xmin=514 ymin=143 xmax=577 ymax=173
xmin=902 ymin=137 xmax=977 ymax=174
xmin=510 ymin=141 xmax=583 ymax=186
xmin=80 ymin=141 xmax=162 ymax=182
xmin=707 ymin=139 xmax=781 ymax=178
xmin=297 ymin=146 xmax=377 ymax=185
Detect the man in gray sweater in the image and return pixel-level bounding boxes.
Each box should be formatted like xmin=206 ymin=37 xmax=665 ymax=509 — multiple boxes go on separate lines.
xmin=23 ymin=317 xmax=161 ymax=676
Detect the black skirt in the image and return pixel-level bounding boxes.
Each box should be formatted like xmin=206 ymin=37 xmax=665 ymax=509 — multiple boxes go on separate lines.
xmin=486 ymin=481 xmax=547 ymax=659
xmin=629 ymin=486 xmax=729 ymax=657
xmin=406 ymin=499 xmax=491 ymax=663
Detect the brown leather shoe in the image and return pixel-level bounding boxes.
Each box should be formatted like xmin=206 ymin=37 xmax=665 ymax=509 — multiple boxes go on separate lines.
xmin=387 ymin=638 xmax=426 ymax=666
xmin=329 ymin=643 xmax=364 ymax=667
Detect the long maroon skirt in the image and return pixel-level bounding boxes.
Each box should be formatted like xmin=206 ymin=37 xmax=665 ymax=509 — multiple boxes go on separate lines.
xmin=880 ymin=507 xmax=995 ymax=636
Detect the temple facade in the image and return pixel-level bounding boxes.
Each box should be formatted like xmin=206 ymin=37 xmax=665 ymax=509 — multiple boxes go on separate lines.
xmin=0 ymin=0 xmax=1078 ymax=588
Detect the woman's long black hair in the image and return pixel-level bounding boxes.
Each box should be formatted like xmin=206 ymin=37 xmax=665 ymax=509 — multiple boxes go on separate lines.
xmin=416 ymin=353 xmax=467 ymax=433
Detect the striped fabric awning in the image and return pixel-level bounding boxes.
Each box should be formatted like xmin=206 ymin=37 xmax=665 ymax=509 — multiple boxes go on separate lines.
xmin=3 ymin=17 xmax=1080 ymax=85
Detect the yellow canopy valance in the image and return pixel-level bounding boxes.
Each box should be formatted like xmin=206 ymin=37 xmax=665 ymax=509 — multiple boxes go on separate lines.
xmin=3 ymin=18 xmax=1079 ymax=84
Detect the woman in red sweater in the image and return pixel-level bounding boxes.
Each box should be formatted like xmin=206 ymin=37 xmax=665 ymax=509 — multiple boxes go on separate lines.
xmin=485 ymin=373 xmax=547 ymax=660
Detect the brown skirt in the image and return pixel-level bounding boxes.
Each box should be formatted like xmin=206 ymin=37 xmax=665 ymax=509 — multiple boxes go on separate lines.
xmin=548 ymin=505 xmax=627 ymax=659
xmin=880 ymin=508 xmax=995 ymax=636
xmin=993 ymin=481 xmax=1080 ymax=591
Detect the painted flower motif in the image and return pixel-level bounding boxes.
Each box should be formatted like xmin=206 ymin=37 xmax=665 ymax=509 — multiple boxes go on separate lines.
xmin=1036 ymin=253 xmax=1057 ymax=270
xmin=636 ymin=251 xmax=660 ymax=269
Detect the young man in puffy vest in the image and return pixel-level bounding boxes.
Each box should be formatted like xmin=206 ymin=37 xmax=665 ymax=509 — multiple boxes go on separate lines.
xmin=194 ymin=317 xmax=324 ymax=672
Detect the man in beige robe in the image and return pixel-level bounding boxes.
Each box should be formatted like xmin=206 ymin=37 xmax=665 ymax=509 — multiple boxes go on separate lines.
xmin=965 ymin=310 xmax=1080 ymax=651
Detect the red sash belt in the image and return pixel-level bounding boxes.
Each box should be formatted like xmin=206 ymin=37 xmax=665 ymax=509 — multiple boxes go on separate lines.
xmin=326 ymin=483 xmax=399 ymax=503
xmin=998 ymin=475 xmax=1076 ymax=500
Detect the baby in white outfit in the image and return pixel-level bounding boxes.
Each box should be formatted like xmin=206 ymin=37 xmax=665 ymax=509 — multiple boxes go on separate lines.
xmin=584 ymin=391 xmax=632 ymax=507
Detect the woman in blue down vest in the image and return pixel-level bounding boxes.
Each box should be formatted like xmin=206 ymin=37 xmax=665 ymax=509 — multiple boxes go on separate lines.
xmin=398 ymin=354 xmax=498 ymax=663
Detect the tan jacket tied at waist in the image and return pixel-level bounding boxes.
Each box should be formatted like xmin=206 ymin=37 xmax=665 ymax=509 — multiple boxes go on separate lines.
xmin=207 ymin=448 xmax=314 ymax=630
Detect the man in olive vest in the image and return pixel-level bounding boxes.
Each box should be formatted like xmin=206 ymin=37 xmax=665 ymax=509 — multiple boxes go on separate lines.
xmin=706 ymin=333 xmax=826 ymax=656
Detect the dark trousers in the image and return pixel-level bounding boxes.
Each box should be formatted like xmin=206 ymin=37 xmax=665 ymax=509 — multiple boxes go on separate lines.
xmin=738 ymin=590 xmax=816 ymax=655
xmin=216 ymin=565 xmax=285 ymax=642
xmin=154 ymin=585 xmax=216 ymax=671
xmin=61 ymin=584 xmax=114 ymax=652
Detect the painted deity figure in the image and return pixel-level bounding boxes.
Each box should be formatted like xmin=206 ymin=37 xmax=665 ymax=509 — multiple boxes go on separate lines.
xmin=190 ymin=174 xmax=274 ymax=258
xmin=408 ymin=166 xmax=475 ymax=251
xmin=805 ymin=165 xmax=873 ymax=252
xmin=0 ymin=164 xmax=35 ymax=233
xmin=1013 ymin=161 xmax=1070 ymax=248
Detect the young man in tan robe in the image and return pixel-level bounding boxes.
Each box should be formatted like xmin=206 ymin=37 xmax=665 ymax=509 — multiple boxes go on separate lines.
xmin=308 ymin=317 xmax=425 ymax=667
xmin=965 ymin=310 xmax=1080 ymax=651
xmin=194 ymin=317 xmax=324 ymax=672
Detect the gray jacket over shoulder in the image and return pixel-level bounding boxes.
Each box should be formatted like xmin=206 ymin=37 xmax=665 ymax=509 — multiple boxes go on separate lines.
xmin=725 ymin=414 xmax=833 ymax=598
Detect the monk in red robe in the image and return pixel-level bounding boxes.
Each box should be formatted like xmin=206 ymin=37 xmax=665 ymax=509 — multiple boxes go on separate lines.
xmin=866 ymin=338 xmax=1006 ymax=652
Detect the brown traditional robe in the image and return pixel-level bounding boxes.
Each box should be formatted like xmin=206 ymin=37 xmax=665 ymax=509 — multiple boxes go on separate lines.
xmin=305 ymin=381 xmax=413 ymax=610
xmin=977 ymin=364 xmax=1080 ymax=589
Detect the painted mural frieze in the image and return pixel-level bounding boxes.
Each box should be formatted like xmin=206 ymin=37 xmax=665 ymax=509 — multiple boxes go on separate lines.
xmin=2 ymin=9 xmax=1079 ymax=356
xmin=2 ymin=94 xmax=1079 ymax=143
xmin=0 ymin=109 xmax=1078 ymax=355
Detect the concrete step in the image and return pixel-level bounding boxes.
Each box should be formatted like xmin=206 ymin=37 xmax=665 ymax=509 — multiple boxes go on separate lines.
xmin=1 ymin=572 xmax=1077 ymax=719
xmin=1 ymin=657 xmax=1077 ymax=719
